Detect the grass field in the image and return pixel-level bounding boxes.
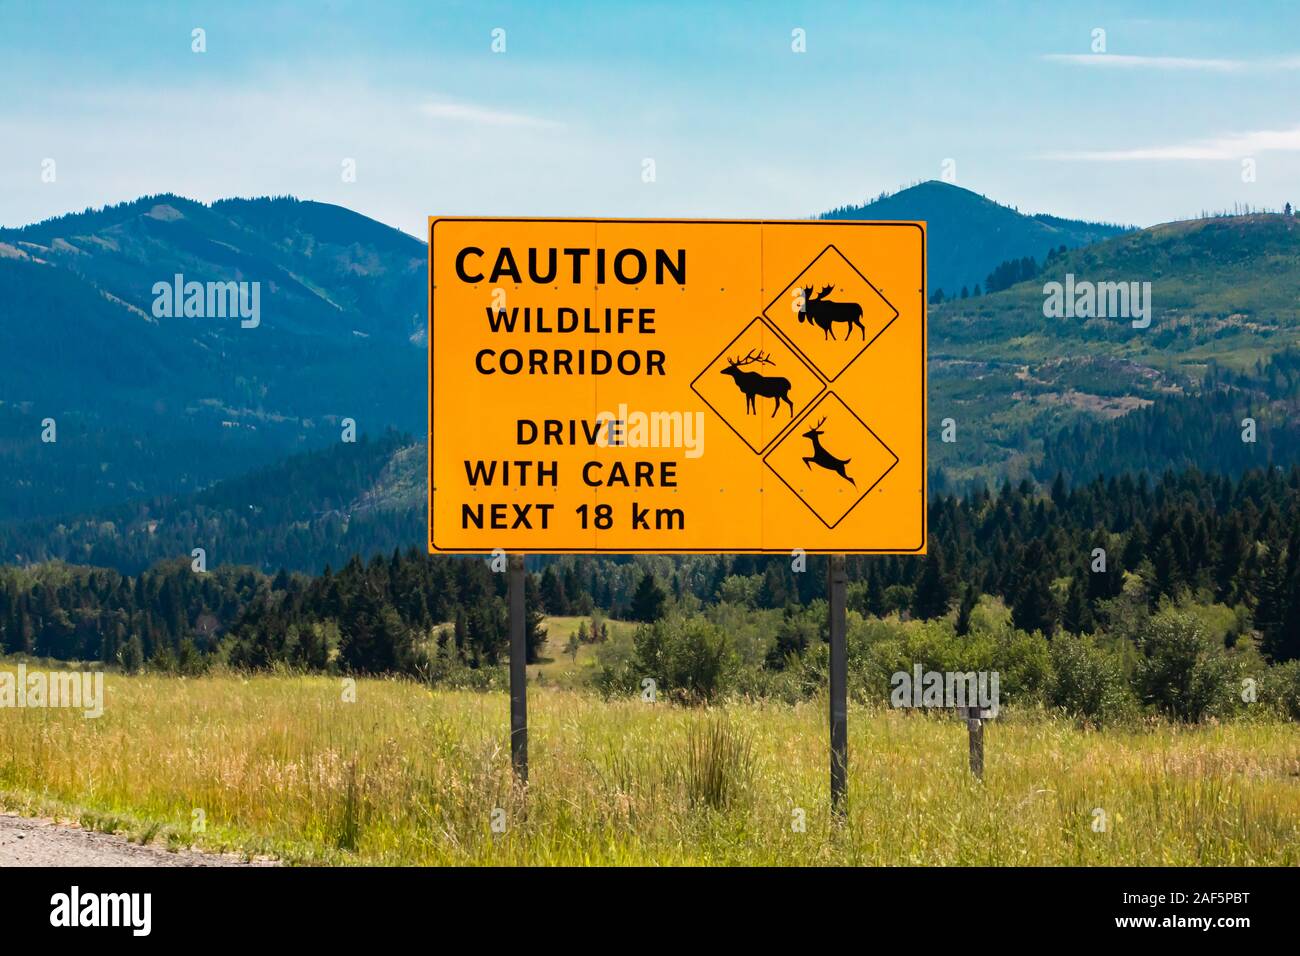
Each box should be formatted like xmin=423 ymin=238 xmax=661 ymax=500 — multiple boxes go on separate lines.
xmin=0 ymin=664 xmax=1297 ymax=865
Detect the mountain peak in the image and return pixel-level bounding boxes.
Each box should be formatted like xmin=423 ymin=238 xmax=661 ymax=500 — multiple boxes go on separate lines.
xmin=820 ymin=182 xmax=1131 ymax=295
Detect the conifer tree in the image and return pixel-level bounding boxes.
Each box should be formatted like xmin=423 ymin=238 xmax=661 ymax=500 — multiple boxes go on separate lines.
xmin=630 ymin=570 xmax=667 ymax=623
xmin=1061 ymin=573 xmax=1093 ymax=634
xmin=1011 ymin=540 xmax=1058 ymax=636
xmin=911 ymin=543 xmax=952 ymax=619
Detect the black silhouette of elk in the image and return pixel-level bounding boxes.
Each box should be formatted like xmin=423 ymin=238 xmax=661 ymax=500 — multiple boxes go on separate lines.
xmin=798 ymin=284 xmax=866 ymax=340
xmin=802 ymin=416 xmax=854 ymax=485
xmin=720 ymin=349 xmax=794 ymax=417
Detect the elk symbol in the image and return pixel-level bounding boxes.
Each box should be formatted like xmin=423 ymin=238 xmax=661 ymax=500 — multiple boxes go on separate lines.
xmin=802 ymin=416 xmax=854 ymax=485
xmin=720 ymin=349 xmax=794 ymax=417
xmin=798 ymin=284 xmax=866 ymax=340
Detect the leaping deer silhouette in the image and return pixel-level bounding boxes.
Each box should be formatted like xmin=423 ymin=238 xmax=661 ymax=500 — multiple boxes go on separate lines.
xmin=720 ymin=348 xmax=794 ymax=417
xmin=802 ymin=416 xmax=854 ymax=485
xmin=798 ymin=284 xmax=866 ymax=340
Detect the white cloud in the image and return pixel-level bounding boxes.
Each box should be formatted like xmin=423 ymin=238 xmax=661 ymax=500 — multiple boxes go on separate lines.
xmin=416 ymin=101 xmax=563 ymax=129
xmin=1042 ymin=53 xmax=1300 ymax=73
xmin=1043 ymin=53 xmax=1244 ymax=72
xmin=0 ymin=77 xmax=585 ymax=234
xmin=0 ymin=73 xmax=840 ymax=236
xmin=1036 ymin=126 xmax=1300 ymax=162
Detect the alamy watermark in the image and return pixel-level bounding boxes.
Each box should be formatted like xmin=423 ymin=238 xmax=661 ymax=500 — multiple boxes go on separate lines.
xmin=152 ymin=273 xmax=260 ymax=328
xmin=1042 ymin=273 xmax=1151 ymax=329
xmin=516 ymin=406 xmax=706 ymax=458
xmin=0 ymin=663 xmax=105 ymax=718
xmin=890 ymin=665 xmax=1000 ymax=717
xmin=50 ymin=886 xmax=150 ymax=936
xmin=595 ymin=405 xmax=705 ymax=457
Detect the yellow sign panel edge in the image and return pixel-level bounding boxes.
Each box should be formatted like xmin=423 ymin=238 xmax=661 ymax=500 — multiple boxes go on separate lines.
xmin=426 ymin=216 xmax=927 ymax=555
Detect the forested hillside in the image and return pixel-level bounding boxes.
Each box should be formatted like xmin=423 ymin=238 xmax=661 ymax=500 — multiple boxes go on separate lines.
xmin=13 ymin=343 xmax=1300 ymax=578
xmin=1034 ymin=352 xmax=1300 ymax=484
xmin=0 ymin=431 xmax=422 ymax=573
xmin=7 ymin=466 xmax=1300 ymax=695
xmin=0 ymin=194 xmax=425 ymax=519
xmin=930 ymin=212 xmax=1300 ymax=487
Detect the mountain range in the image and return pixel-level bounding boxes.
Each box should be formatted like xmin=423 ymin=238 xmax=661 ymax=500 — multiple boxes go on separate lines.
xmin=3 ymin=182 xmax=1297 ymax=572
xmin=0 ymin=194 xmax=425 ymax=519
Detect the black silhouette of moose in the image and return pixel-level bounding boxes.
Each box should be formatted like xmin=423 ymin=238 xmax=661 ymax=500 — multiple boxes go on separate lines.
xmin=802 ymin=416 xmax=854 ymax=485
xmin=720 ymin=348 xmax=794 ymax=417
xmin=798 ymin=284 xmax=866 ymax=340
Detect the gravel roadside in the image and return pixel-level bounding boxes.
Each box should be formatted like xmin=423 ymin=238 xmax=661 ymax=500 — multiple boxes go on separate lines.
xmin=0 ymin=813 xmax=278 ymax=867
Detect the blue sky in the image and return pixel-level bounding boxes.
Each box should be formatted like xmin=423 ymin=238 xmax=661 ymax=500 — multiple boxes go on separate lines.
xmin=4 ymin=0 xmax=1300 ymax=235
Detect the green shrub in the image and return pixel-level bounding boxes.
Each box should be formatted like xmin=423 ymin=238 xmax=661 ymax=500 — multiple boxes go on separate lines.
xmin=1259 ymin=660 xmax=1300 ymax=720
xmin=990 ymin=626 xmax=1053 ymax=704
xmin=592 ymin=627 xmax=640 ymax=697
xmin=716 ymin=574 xmax=762 ymax=607
xmin=598 ymin=615 xmax=737 ymax=703
xmin=704 ymin=603 xmax=784 ymax=671
xmin=1048 ymin=635 xmax=1134 ymax=723
xmin=1135 ymin=609 xmax=1243 ymax=722
xmin=845 ymin=612 xmax=1049 ymax=708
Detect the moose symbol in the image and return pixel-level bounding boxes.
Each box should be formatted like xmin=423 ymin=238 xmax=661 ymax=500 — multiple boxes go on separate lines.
xmin=802 ymin=416 xmax=854 ymax=485
xmin=720 ymin=348 xmax=794 ymax=417
xmin=798 ymin=284 xmax=866 ymax=341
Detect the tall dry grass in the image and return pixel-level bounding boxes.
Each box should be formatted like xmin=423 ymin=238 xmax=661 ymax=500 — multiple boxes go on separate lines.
xmin=0 ymin=666 xmax=1296 ymax=865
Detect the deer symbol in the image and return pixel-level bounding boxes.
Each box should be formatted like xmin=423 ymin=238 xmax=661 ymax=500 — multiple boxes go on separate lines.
xmin=720 ymin=348 xmax=794 ymax=417
xmin=798 ymin=284 xmax=866 ymax=341
xmin=802 ymin=416 xmax=854 ymax=485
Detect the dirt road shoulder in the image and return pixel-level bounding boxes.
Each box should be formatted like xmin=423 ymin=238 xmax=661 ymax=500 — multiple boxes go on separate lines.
xmin=0 ymin=813 xmax=277 ymax=867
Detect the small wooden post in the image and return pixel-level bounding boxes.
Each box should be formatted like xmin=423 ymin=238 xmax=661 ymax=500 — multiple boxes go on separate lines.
xmin=828 ymin=554 xmax=848 ymax=814
xmin=967 ymin=707 xmax=984 ymax=780
xmin=508 ymin=553 xmax=527 ymax=784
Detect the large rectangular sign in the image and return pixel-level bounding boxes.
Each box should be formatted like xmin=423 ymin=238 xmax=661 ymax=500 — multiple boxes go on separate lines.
xmin=428 ymin=218 xmax=926 ymax=553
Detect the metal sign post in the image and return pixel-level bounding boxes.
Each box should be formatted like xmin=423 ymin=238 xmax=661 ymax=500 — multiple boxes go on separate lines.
xmin=828 ymin=554 xmax=847 ymax=814
xmin=509 ymin=553 xmax=527 ymax=784
xmin=966 ymin=705 xmax=989 ymax=780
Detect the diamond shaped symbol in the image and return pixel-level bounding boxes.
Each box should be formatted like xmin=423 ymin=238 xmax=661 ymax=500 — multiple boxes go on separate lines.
xmin=762 ymin=244 xmax=899 ymax=382
xmin=690 ymin=316 xmax=825 ymax=455
xmin=764 ymin=392 xmax=899 ymax=529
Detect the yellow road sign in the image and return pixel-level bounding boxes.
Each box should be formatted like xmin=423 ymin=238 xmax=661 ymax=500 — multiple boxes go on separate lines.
xmin=428 ymin=218 xmax=926 ymax=554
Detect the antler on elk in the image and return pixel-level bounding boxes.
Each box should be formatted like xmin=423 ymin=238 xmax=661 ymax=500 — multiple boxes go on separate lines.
xmin=729 ymin=349 xmax=775 ymax=367
xmin=816 ymin=284 xmax=835 ymax=299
